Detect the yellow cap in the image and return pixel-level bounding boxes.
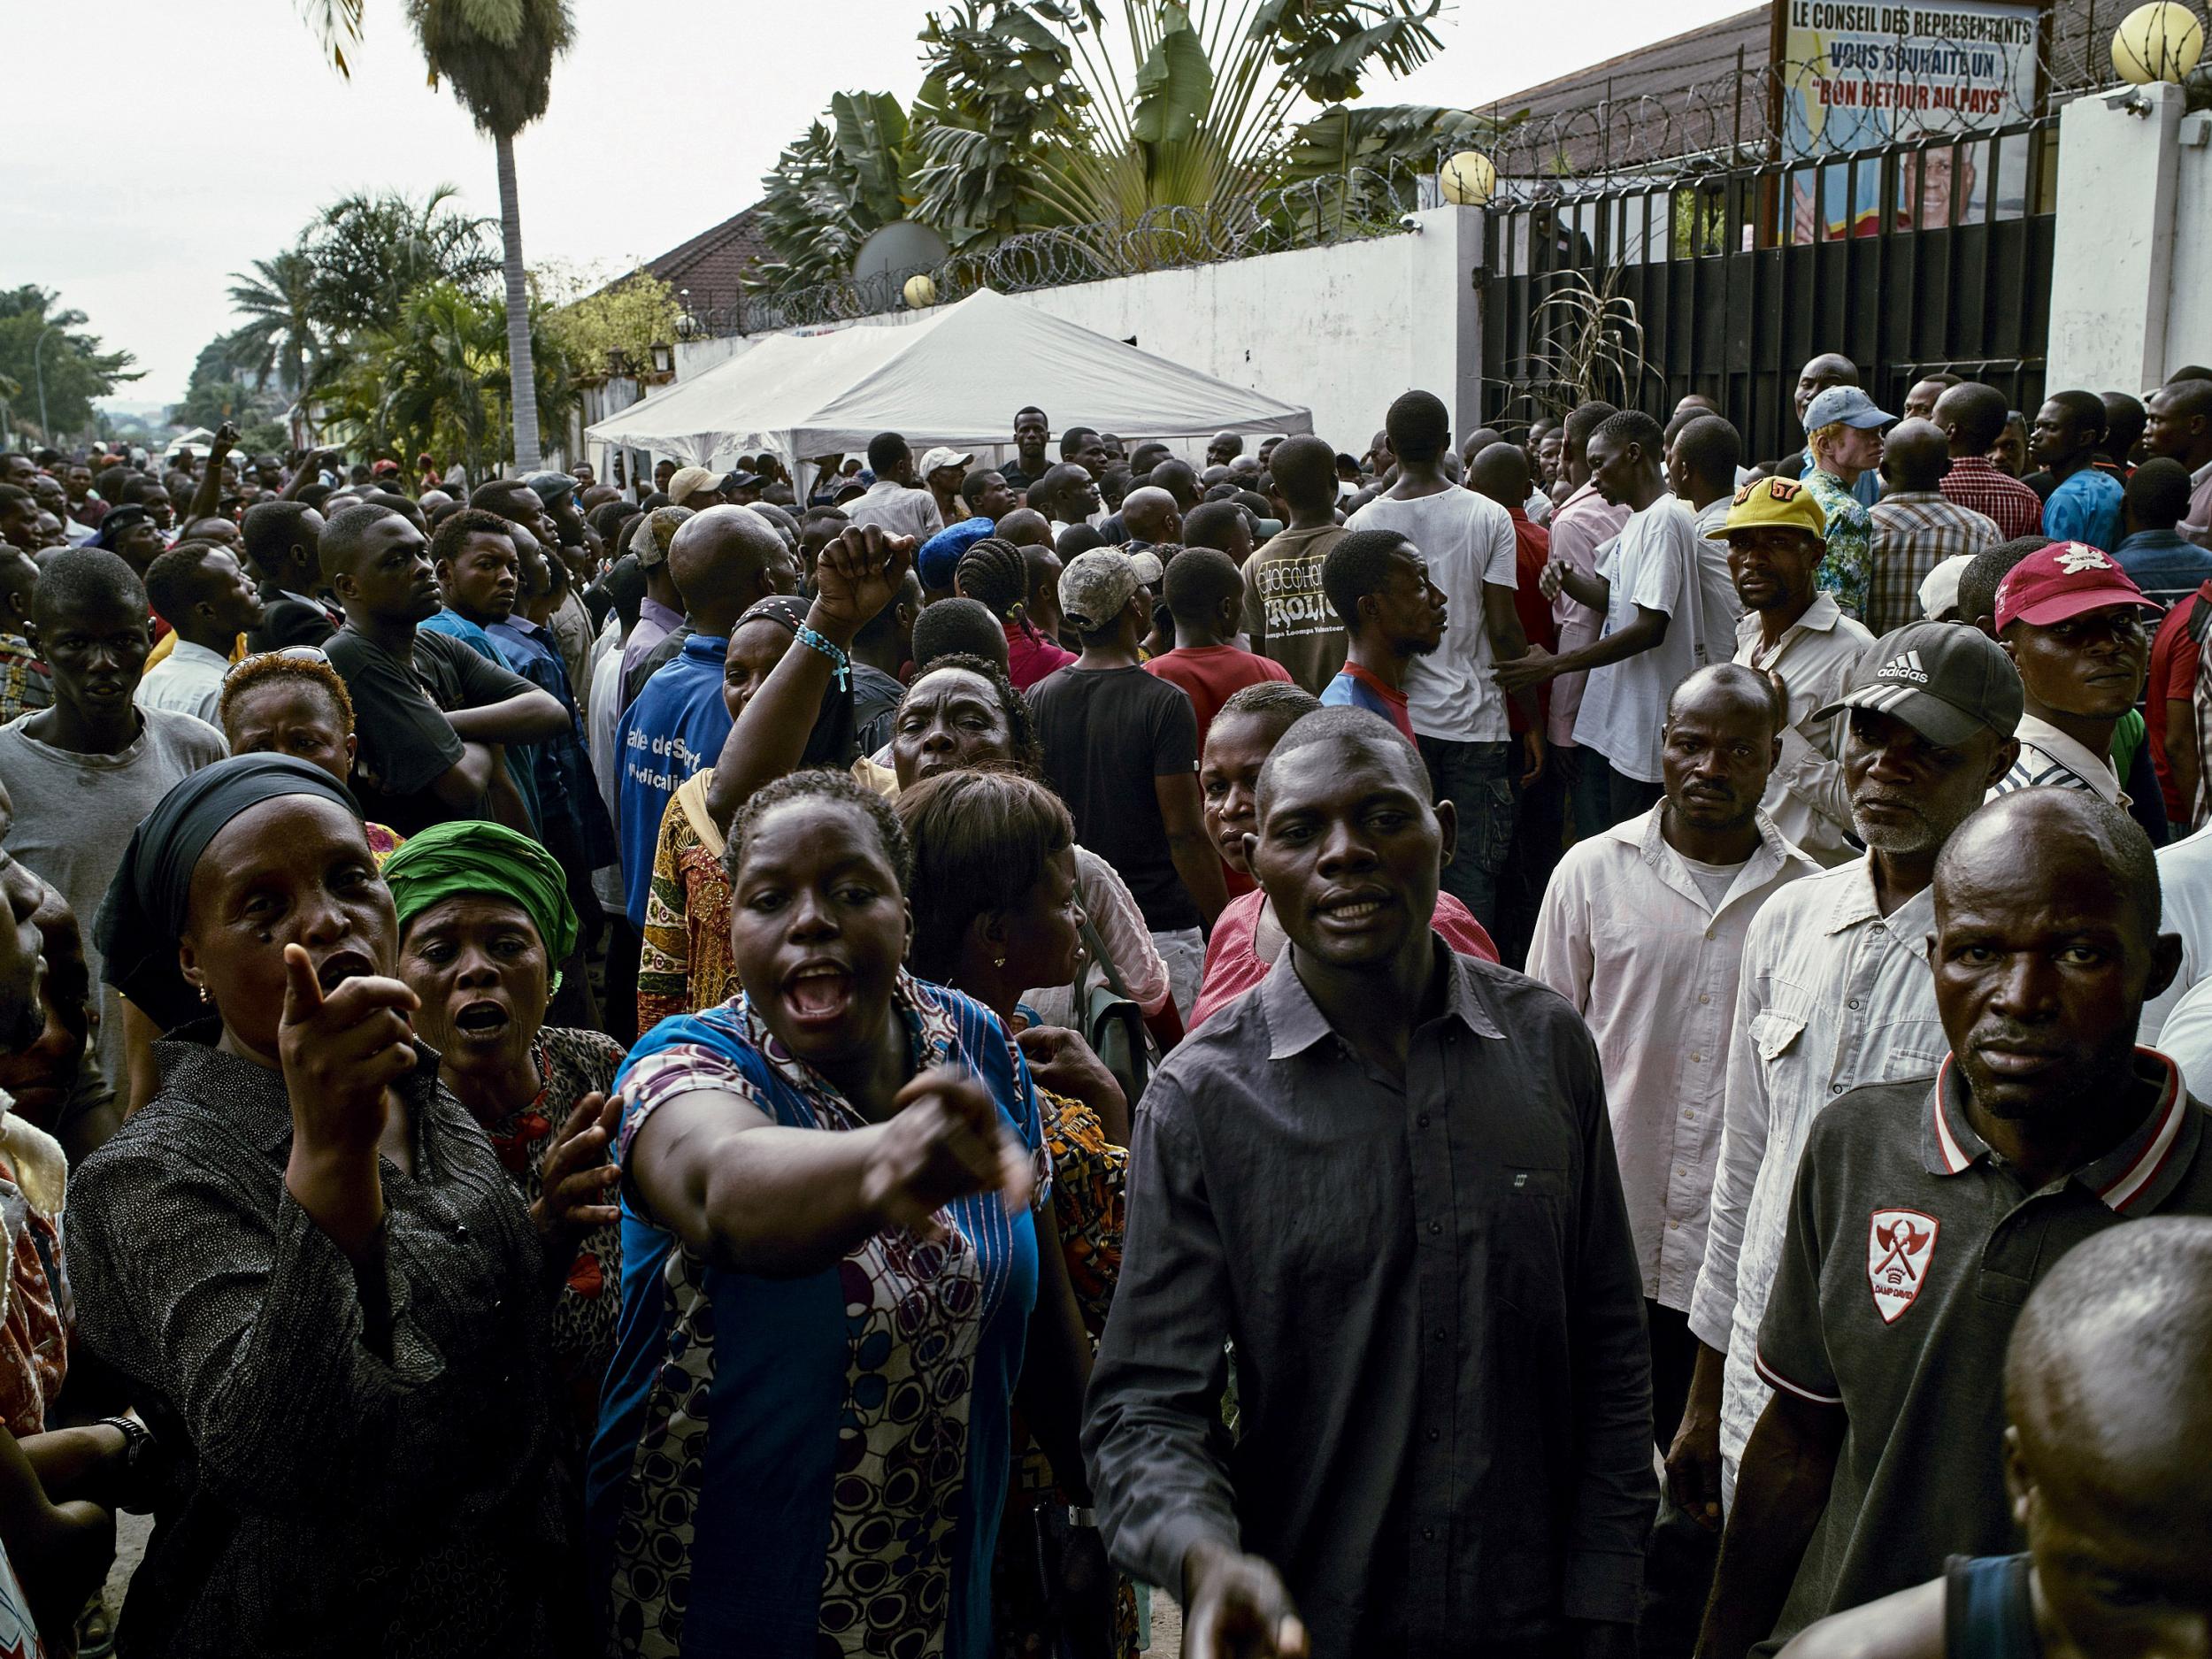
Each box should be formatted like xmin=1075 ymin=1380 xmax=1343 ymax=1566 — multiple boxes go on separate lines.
xmin=1707 ymin=474 xmax=1828 ymax=541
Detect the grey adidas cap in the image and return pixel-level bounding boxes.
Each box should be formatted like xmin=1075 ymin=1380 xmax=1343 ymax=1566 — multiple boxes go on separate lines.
xmin=1812 ymin=620 xmax=2024 ymax=746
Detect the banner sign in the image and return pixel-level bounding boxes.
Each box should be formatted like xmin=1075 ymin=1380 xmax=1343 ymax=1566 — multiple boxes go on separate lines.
xmin=1775 ymin=0 xmax=2042 ymax=234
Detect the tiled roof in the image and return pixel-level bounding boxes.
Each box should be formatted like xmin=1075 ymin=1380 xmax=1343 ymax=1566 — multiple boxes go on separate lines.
xmin=635 ymin=204 xmax=772 ymax=303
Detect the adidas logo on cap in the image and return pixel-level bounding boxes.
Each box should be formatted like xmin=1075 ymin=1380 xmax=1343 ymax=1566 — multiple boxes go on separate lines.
xmin=1876 ymin=649 xmax=1929 ymax=684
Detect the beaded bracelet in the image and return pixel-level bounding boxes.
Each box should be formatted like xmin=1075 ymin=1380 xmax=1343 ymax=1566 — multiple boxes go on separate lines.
xmin=795 ymin=624 xmax=851 ymax=689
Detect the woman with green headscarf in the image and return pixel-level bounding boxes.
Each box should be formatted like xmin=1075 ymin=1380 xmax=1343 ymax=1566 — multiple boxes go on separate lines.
xmin=383 ymin=820 xmax=625 ymax=1425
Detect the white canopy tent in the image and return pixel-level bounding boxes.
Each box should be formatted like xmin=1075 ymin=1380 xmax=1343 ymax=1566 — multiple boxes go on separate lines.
xmin=585 ymin=287 xmax=1311 ymax=472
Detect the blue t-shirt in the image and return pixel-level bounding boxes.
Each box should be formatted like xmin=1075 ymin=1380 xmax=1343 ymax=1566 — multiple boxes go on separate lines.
xmin=1320 ymin=664 xmax=1415 ymax=739
xmin=2042 ymin=468 xmax=2124 ymax=551
xmin=488 ymin=615 xmax=617 ymax=867
xmin=614 ymin=633 xmax=732 ymax=926
xmin=589 ymin=974 xmax=1049 ymax=1658
xmin=419 ymin=607 xmax=541 ymax=831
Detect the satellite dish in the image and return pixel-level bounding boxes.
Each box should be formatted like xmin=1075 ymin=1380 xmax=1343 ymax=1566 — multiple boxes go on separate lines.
xmin=853 ymin=221 xmax=951 ymax=301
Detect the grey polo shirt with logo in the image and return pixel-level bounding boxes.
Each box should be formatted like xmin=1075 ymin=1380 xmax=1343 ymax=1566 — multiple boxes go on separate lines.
xmin=1748 ymin=1049 xmax=2212 ymax=1655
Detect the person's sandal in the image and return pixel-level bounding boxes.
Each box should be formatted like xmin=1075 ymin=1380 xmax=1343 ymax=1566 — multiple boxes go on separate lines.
xmin=76 ymin=1596 xmax=118 ymax=1658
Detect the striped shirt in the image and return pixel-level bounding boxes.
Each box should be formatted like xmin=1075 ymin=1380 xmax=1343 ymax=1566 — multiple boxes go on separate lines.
xmin=1687 ymin=856 xmax=1951 ymax=1477
xmin=1865 ymin=492 xmax=2000 ymax=635
xmin=1989 ymin=712 xmax=2122 ymax=803
xmin=1939 ymin=456 xmax=2045 ymax=541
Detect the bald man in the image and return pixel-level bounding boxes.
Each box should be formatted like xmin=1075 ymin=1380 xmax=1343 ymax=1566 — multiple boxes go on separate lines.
xmin=622 ymin=504 xmax=800 ymax=707
xmin=1778 ymin=1216 xmax=2212 ymax=1659
xmin=1866 ymin=418 xmax=2000 ymax=634
xmin=1698 ymin=788 xmax=2212 ymax=1659
xmin=1119 ymin=485 xmax=1183 ymax=549
xmin=613 ymin=506 xmax=798 ymax=926
xmin=995 ymin=506 xmax=1055 ymax=550
xmin=1029 ymin=462 xmax=1101 ymax=527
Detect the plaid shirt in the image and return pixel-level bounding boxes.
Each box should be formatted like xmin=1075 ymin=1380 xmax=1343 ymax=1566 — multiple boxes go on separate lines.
xmin=1939 ymin=455 xmax=2045 ymax=541
xmin=0 ymin=636 xmax=51 ymax=725
xmin=1865 ymin=492 xmax=2001 ymax=634
xmin=1802 ymin=469 xmax=1872 ymax=622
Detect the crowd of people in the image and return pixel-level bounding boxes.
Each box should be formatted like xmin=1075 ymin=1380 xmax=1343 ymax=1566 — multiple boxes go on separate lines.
xmin=0 ymin=353 xmax=2208 ymax=1659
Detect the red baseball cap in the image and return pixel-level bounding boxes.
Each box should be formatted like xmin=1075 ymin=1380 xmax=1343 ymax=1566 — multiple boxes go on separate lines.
xmin=1993 ymin=542 xmax=2151 ymax=633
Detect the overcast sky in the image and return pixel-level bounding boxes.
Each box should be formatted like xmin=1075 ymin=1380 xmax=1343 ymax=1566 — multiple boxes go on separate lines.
xmin=3 ymin=0 xmax=1747 ymax=409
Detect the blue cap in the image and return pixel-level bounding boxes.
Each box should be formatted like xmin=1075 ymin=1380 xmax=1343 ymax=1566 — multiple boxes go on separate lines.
xmin=918 ymin=516 xmax=995 ymax=590
xmin=1803 ymin=386 xmax=1896 ymax=431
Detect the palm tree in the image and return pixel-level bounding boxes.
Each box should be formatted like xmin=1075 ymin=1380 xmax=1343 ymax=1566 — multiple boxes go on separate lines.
xmin=302 ymin=0 xmax=574 ymax=472
xmin=912 ymin=0 xmax=1460 ymax=238
xmin=223 ymin=250 xmax=322 ymax=398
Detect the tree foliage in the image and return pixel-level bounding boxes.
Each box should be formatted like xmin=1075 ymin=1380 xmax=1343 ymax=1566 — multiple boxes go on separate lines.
xmin=753 ymin=93 xmax=926 ymax=290
xmin=325 ymin=280 xmax=576 ymax=486
xmin=404 ymin=0 xmax=574 ymax=140
xmin=538 ymin=268 xmax=681 ymax=380
xmin=0 ymin=288 xmax=141 ymax=442
xmin=755 ymin=0 xmax=1486 ymax=286
xmin=303 ymin=188 xmax=499 ymax=340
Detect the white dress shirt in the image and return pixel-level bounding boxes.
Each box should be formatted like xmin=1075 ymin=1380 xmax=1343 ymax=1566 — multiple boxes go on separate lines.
xmin=1686 ymin=855 xmax=1951 ymax=1477
xmin=1732 ymin=595 xmax=1877 ymax=867
xmin=842 ymin=479 xmax=944 ymax=543
xmin=133 ymin=639 xmax=230 ymax=726
xmin=1528 ymin=803 xmax=1818 ymax=1310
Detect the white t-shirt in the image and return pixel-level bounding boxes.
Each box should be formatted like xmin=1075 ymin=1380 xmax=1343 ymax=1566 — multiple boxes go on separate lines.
xmin=1572 ymin=496 xmax=1702 ymax=783
xmin=1346 ymin=485 xmax=1520 ymax=743
xmin=1691 ymin=495 xmax=1744 ymax=667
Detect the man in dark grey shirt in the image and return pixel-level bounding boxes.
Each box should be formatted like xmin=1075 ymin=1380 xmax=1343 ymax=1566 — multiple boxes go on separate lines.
xmin=1699 ymin=788 xmax=2212 ymax=1659
xmin=1084 ymin=707 xmax=1654 ymax=1659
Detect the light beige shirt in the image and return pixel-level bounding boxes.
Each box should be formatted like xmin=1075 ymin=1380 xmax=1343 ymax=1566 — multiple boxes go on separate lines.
xmin=842 ymin=479 xmax=944 ymax=543
xmin=1733 ymin=595 xmax=1877 ymax=866
xmin=1528 ymin=803 xmax=1817 ymax=1310
xmin=1686 ymin=855 xmax=1951 ymax=1477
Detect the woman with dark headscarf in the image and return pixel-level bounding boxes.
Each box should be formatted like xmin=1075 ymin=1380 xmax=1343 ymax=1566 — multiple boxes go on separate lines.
xmin=385 ymin=820 xmax=624 ymax=1425
xmin=69 ymin=756 xmax=582 ymax=1657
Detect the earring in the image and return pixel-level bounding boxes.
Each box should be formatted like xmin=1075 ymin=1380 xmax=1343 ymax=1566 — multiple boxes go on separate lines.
xmin=993 ymin=956 xmax=1006 ymax=967
xmin=197 ymin=986 xmax=210 ymax=1004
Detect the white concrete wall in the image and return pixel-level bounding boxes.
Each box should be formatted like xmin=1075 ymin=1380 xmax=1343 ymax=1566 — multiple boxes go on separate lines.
xmin=1007 ymin=204 xmax=1484 ymax=456
xmin=2047 ymin=81 xmax=2212 ymax=394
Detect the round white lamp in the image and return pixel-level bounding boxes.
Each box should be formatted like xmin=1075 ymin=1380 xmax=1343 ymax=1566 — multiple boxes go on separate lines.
xmin=902 ymin=273 xmax=939 ymax=310
xmin=1439 ymin=150 xmax=1497 ymax=207
xmin=2112 ymin=2 xmax=2205 ymax=83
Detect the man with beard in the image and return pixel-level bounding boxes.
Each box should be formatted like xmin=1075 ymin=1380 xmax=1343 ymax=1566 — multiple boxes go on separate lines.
xmin=1317 ymin=529 xmax=1446 ymax=741
xmin=1723 ymin=480 xmax=1878 ymax=867
xmin=1670 ymin=622 xmax=2022 ymax=1534
xmin=1698 ymin=788 xmax=2210 ymax=1659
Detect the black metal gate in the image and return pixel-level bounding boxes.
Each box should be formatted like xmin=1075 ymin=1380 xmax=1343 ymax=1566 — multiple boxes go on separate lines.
xmin=1479 ymin=116 xmax=2060 ymax=461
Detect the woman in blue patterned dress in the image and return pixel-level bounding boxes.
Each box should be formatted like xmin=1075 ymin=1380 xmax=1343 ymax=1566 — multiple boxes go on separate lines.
xmin=588 ymin=767 xmax=1094 ymax=1659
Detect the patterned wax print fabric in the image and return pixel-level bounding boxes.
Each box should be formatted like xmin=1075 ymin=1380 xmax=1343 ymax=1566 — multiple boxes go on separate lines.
xmin=1803 ymin=468 xmax=1873 ymax=622
xmin=635 ymin=788 xmax=733 ymax=1035
xmin=995 ymin=1087 xmax=1139 ymax=1658
xmin=472 ymin=1026 xmax=624 ymax=1432
xmin=589 ymin=972 xmax=1052 ymax=1659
